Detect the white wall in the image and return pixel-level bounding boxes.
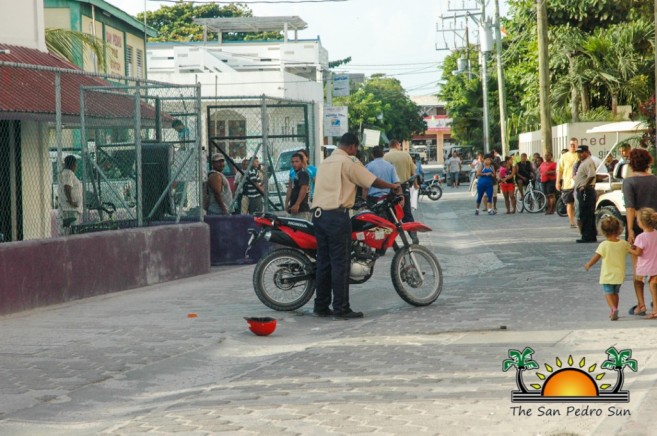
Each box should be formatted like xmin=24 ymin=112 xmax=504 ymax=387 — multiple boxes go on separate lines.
xmin=21 ymin=121 xmax=51 ymax=240
xmin=519 ymin=122 xmax=641 ymax=160
xmin=0 ymin=0 xmax=46 ymax=51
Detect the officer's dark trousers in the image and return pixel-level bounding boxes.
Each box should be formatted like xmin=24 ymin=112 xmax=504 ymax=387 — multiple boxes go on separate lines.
xmin=313 ymin=210 xmax=352 ymax=313
xmin=577 ymin=186 xmax=597 ymax=241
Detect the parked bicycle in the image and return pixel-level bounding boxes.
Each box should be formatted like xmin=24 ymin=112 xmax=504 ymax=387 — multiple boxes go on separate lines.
xmin=520 ymin=179 xmax=547 ymax=213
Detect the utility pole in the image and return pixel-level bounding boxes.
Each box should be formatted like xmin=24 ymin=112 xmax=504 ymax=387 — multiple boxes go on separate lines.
xmin=494 ymin=0 xmax=508 ymax=156
xmin=536 ymin=0 xmax=552 ymax=155
xmin=480 ymin=1 xmax=491 ymax=155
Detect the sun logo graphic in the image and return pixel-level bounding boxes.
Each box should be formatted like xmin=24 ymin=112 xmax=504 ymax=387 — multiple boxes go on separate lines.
xmin=503 ymin=346 xmax=638 ymax=403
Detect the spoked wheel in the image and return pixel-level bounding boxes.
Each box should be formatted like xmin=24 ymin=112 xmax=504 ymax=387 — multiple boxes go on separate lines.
xmin=522 ymin=190 xmax=547 ymax=213
xmin=253 ymin=249 xmax=315 ymax=311
xmin=556 ymin=196 xmax=568 ymax=217
xmin=390 ymin=245 xmax=443 ymax=306
xmin=427 ymin=185 xmax=443 ymax=201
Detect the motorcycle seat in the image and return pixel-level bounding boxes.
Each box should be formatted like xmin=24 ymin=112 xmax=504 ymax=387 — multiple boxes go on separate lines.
xmin=277 ymin=216 xmax=315 ymax=235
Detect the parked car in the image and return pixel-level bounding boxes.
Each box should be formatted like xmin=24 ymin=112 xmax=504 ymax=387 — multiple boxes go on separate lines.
xmin=412 ymin=145 xmax=428 ymax=163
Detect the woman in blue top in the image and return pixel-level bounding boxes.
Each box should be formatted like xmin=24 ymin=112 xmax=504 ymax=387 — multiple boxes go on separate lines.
xmin=289 ymin=149 xmax=317 ymax=200
xmin=475 ymin=156 xmax=496 ymax=215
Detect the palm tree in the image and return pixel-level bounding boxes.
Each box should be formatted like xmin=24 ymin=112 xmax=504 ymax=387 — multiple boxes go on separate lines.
xmin=601 ymin=347 xmax=638 ymax=393
xmin=549 ymin=26 xmax=589 ymax=123
xmin=503 ymin=347 xmax=539 ymax=393
xmin=582 ymin=20 xmax=654 ymax=117
xmin=45 ymin=28 xmax=108 ymax=72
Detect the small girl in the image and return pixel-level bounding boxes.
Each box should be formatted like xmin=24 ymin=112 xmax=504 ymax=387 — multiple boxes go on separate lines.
xmin=584 ymin=216 xmax=630 ymax=321
xmin=628 ymin=208 xmax=657 ymax=319
xmin=475 ymin=157 xmax=496 ymax=215
xmin=499 ymin=156 xmax=516 ymax=214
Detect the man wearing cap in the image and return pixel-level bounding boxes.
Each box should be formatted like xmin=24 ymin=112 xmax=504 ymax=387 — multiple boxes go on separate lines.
xmin=207 ymin=154 xmax=233 ymax=215
xmin=572 ymin=145 xmax=597 ymax=243
xmin=312 ymin=133 xmax=401 ymax=319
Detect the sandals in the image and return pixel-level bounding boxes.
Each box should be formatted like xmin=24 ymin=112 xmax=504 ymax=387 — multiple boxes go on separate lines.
xmin=631 ymin=305 xmax=647 ymax=316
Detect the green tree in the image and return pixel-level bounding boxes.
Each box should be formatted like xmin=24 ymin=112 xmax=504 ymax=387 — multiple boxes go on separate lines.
xmin=137 ymin=3 xmax=282 ymax=42
xmin=582 ymin=19 xmax=654 ymax=117
xmin=502 ymin=347 xmax=539 ymax=393
xmin=601 ymin=347 xmax=638 ymax=393
xmin=45 ymin=28 xmax=109 ymax=71
xmin=335 ymin=75 xmax=426 ymax=142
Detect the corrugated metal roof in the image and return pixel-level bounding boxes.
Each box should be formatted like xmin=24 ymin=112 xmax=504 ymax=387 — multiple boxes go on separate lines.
xmin=0 ymin=43 xmax=156 ymax=124
xmin=0 ymin=43 xmax=109 ymax=118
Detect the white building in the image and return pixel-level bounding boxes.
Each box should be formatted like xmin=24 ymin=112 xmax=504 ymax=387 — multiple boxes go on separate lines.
xmin=146 ymin=16 xmax=327 ymax=161
xmin=519 ymin=122 xmax=642 ymax=161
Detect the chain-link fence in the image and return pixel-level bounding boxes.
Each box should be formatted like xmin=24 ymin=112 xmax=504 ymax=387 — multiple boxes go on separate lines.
xmin=0 ymin=62 xmax=201 ymax=242
xmin=206 ymin=96 xmax=316 ymax=213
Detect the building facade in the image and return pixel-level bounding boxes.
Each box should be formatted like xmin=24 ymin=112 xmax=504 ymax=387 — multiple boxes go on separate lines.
xmin=44 ymin=0 xmax=156 ymax=77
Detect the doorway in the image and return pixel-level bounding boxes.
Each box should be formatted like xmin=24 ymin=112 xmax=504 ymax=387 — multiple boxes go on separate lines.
xmin=0 ymin=120 xmax=23 ymax=241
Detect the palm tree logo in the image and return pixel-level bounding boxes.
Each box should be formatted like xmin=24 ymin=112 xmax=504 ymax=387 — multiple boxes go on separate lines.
xmin=503 ymin=347 xmax=637 ymax=403
xmin=503 ymin=347 xmax=539 ymax=393
xmin=601 ymin=347 xmax=638 ymax=394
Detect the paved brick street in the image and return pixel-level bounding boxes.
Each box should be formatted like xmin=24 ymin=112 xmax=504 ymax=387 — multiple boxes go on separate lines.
xmin=2 ymin=187 xmax=657 ymax=435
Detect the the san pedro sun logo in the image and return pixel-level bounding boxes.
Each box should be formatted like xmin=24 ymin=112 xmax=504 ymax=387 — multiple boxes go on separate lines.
xmin=503 ymin=347 xmax=637 ymax=403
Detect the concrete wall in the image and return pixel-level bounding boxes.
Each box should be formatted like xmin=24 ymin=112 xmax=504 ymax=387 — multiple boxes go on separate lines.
xmin=0 ymin=223 xmax=210 ymax=315
xmin=0 ymin=0 xmax=47 ymax=51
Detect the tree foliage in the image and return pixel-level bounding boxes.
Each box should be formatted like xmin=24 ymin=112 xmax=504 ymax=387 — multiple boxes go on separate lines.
xmin=334 ymin=75 xmax=426 ymax=142
xmin=45 ymin=28 xmax=109 ymax=71
xmin=137 ymin=3 xmax=282 ymax=42
xmin=440 ymin=0 xmax=655 ymax=150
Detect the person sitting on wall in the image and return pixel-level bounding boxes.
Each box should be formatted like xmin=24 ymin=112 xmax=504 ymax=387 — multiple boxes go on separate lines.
xmin=207 ymin=154 xmax=233 ymax=215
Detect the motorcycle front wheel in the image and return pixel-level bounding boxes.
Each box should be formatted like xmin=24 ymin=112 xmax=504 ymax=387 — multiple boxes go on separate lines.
xmin=427 ymin=185 xmax=443 ymax=201
xmin=253 ymin=248 xmax=315 ymax=311
xmin=391 ymin=245 xmax=443 ymax=306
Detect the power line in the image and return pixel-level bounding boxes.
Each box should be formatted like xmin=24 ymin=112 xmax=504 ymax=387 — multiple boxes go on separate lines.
xmin=151 ymin=0 xmax=349 ymax=3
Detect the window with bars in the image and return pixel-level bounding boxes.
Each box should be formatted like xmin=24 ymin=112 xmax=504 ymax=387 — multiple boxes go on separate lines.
xmin=136 ymin=49 xmax=144 ymax=78
xmin=126 ymin=45 xmax=134 ymax=77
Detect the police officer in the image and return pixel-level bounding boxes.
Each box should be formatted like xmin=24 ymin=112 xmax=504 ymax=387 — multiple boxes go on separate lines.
xmin=573 ymin=145 xmax=597 ymax=243
xmin=312 ymin=133 xmax=401 ymax=319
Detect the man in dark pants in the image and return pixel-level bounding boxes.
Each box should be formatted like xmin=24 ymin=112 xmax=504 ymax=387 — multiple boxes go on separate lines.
xmin=384 ymin=139 xmax=419 ymax=244
xmin=572 ymin=145 xmax=597 ymax=243
xmin=312 ymin=133 xmax=401 ymax=319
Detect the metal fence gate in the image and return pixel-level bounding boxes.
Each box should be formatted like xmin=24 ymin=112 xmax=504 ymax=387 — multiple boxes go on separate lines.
xmin=0 ymin=61 xmax=201 ymax=242
xmin=206 ymin=96 xmax=315 ymax=212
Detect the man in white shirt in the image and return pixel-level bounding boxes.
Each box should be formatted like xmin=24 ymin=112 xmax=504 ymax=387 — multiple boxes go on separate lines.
xmin=58 ymin=155 xmax=83 ymax=235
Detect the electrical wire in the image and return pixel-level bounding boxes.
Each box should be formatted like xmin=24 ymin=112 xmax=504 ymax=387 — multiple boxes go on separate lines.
xmin=151 ymin=0 xmax=349 ymax=3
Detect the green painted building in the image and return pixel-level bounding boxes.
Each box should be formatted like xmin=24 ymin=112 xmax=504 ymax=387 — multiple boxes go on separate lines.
xmin=44 ymin=0 xmax=156 ymax=78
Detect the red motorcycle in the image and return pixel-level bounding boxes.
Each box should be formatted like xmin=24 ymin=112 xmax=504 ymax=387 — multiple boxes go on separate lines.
xmin=246 ymin=190 xmax=443 ymax=311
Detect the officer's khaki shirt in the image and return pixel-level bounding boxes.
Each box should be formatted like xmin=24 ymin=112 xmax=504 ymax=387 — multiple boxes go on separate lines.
xmin=311 ymin=149 xmax=377 ymax=209
xmin=383 ymin=149 xmax=415 ymax=182
xmin=573 ymin=156 xmax=597 ymax=190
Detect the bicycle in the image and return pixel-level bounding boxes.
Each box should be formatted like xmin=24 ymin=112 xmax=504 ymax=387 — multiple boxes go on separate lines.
xmin=469 ymin=176 xmax=478 ymax=197
xmin=555 ymin=193 xmax=568 ymax=217
xmin=520 ymin=180 xmax=547 ymax=213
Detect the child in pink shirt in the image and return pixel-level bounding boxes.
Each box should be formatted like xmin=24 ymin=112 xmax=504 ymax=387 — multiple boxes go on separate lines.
xmin=628 ymin=208 xmax=657 ymax=319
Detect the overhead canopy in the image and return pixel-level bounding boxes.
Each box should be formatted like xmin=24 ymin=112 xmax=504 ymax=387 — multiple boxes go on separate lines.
xmin=586 ymin=121 xmax=648 ymax=134
xmin=194 ymin=16 xmax=307 ymax=33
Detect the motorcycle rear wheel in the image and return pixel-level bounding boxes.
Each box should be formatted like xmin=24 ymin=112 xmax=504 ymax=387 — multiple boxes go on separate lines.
xmin=253 ymin=248 xmax=315 ymax=311
xmin=427 ymin=185 xmax=443 ymax=201
xmin=391 ymin=245 xmax=443 ymax=306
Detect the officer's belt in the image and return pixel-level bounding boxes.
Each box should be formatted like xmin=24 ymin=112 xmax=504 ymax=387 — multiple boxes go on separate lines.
xmin=311 ymin=207 xmax=348 ymax=218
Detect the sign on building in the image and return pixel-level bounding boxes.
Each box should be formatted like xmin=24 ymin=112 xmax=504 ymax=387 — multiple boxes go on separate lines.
xmin=333 ymin=75 xmax=350 ymax=97
xmin=324 ymin=106 xmax=348 ymax=137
